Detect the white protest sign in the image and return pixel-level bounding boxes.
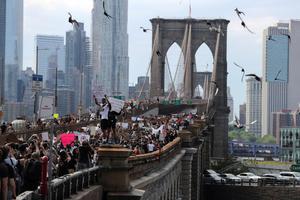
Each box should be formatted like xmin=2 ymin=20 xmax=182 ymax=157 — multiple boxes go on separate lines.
xmin=121 ymin=123 xmax=129 ymax=129
xmin=39 ymin=96 xmax=54 ymax=119
xmin=41 ymin=132 xmax=49 ymax=141
xmin=78 ymin=134 xmax=90 ymax=143
xmin=109 ymin=97 xmax=125 ymax=113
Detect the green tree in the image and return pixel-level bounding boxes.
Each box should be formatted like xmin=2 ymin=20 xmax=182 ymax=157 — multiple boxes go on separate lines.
xmin=257 ymin=134 xmax=276 ymax=144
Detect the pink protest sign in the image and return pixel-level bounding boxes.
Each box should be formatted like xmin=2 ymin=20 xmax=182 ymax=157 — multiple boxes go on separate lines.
xmin=60 ymin=133 xmax=75 ymax=147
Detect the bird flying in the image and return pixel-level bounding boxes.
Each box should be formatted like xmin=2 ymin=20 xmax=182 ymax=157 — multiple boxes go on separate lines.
xmin=245 ymin=74 xmax=261 ymax=82
xmin=233 ymin=116 xmax=244 ymax=129
xmin=156 ymin=50 xmax=161 ymax=56
xmin=140 ymin=27 xmax=151 ymax=32
xmin=68 ymin=12 xmax=79 ymax=27
xmin=281 ymin=33 xmax=291 ymax=40
xmin=268 ymin=35 xmax=276 ymax=41
xmin=103 ymin=1 xmax=113 ymax=19
xmin=209 ymin=26 xmax=224 ymax=36
xmin=234 ymin=62 xmax=245 ymax=81
xmin=234 ymin=8 xmax=245 ymax=20
xmin=241 ymin=21 xmax=254 ymax=34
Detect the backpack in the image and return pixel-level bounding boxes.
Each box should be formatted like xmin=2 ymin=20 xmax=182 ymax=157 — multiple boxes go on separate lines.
xmin=24 ymin=159 xmax=36 ymax=181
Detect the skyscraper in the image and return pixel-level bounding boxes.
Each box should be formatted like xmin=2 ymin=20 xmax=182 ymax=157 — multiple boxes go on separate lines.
xmin=0 ymin=0 xmax=6 ymax=108
xmin=4 ymin=0 xmax=23 ymax=102
xmin=288 ymin=20 xmax=300 ymax=110
xmin=92 ymin=0 xmax=129 ymax=98
xmin=262 ymin=22 xmax=289 ymax=136
xmin=246 ymin=77 xmax=262 ymax=137
xmin=65 ymin=23 xmax=84 ymax=109
xmin=239 ymin=104 xmax=246 ymax=125
xmin=35 ymin=35 xmax=65 ymax=86
xmin=227 ymin=87 xmax=234 ymax=123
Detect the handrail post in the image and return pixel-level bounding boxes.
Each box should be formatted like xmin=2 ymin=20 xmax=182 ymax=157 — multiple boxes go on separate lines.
xmin=98 ymin=146 xmax=144 ymax=199
xmin=40 ymin=156 xmax=48 ymax=197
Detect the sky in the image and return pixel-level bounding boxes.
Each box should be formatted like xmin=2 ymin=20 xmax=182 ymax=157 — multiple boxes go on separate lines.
xmin=23 ymin=0 xmax=300 ymax=115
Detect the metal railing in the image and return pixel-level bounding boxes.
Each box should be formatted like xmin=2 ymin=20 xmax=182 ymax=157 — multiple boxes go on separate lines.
xmin=17 ymin=166 xmax=100 ymax=200
xmin=49 ymin=166 xmax=100 ymax=200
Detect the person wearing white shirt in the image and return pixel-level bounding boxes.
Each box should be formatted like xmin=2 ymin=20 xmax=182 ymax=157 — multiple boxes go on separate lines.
xmin=147 ymin=141 xmax=155 ymax=152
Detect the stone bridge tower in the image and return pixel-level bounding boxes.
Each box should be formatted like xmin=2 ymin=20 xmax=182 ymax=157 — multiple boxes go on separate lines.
xmin=150 ymin=18 xmax=230 ymax=158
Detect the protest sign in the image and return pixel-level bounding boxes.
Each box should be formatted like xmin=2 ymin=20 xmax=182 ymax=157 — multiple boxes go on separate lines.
xmin=41 ymin=132 xmax=49 ymax=141
xmin=109 ymin=97 xmax=125 ymax=113
xmin=60 ymin=133 xmax=75 ymax=147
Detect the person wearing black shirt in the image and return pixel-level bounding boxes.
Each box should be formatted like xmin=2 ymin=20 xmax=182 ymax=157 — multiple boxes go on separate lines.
xmin=108 ymin=110 xmax=121 ymax=144
xmin=57 ymin=151 xmax=69 ymax=177
xmin=78 ymin=141 xmax=94 ymax=170
xmin=23 ymin=152 xmax=41 ymax=192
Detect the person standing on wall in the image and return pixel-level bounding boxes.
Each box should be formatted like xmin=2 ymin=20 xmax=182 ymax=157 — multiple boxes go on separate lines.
xmin=100 ymin=95 xmax=111 ymax=144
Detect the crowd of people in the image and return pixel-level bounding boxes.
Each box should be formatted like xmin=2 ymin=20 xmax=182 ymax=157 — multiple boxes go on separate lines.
xmin=0 ymin=96 xmax=197 ymax=199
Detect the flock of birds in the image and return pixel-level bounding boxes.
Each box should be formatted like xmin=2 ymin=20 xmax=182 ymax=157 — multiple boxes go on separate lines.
xmin=67 ymin=4 xmax=291 ymax=130
xmin=68 ymin=0 xmax=112 ymax=28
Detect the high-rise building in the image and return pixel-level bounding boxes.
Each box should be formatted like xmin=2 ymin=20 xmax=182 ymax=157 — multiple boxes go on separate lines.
xmin=65 ymin=24 xmax=84 ymax=113
xmin=0 ymin=0 xmax=6 ymax=108
xmin=84 ymin=37 xmax=93 ymax=108
xmin=92 ymin=0 xmax=129 ymax=98
xmin=4 ymin=0 xmax=23 ymax=102
xmin=57 ymin=86 xmax=75 ymax=117
xmin=288 ymin=20 xmax=300 ymax=110
xmin=262 ymin=22 xmax=289 ymax=136
xmin=35 ymin=35 xmax=65 ymax=86
xmin=135 ymin=76 xmax=150 ymax=100
xmin=272 ymin=109 xmax=294 ymax=144
xmin=19 ymin=67 xmax=34 ymax=119
xmin=65 ymin=23 xmax=92 ymax=114
xmin=246 ymin=77 xmax=262 ymax=137
xmin=227 ymin=87 xmax=234 ymax=123
xmin=239 ymin=104 xmax=246 ymax=125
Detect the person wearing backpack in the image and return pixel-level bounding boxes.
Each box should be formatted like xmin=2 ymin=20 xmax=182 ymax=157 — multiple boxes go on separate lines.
xmin=4 ymin=143 xmax=22 ymax=196
xmin=22 ymin=152 xmax=41 ymax=192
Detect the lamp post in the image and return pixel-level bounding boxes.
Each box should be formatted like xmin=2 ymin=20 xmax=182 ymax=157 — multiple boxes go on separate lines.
xmin=54 ymin=47 xmax=60 ymax=114
xmin=34 ymin=46 xmax=49 ymax=122
xmin=78 ymin=65 xmax=83 ymax=121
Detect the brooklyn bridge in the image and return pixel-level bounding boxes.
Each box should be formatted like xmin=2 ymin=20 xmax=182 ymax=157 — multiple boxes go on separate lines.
xmin=4 ymin=18 xmax=298 ymax=200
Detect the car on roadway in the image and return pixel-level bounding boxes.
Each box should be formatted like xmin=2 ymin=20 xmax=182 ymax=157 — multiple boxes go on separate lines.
xmin=236 ymin=172 xmax=261 ymax=183
xmin=203 ymin=169 xmax=218 ymax=175
xmin=203 ymin=173 xmax=226 ymax=184
xmin=220 ymin=173 xmax=241 ymax=184
xmin=279 ymin=172 xmax=300 ymax=184
xmin=261 ymin=174 xmax=291 ymax=185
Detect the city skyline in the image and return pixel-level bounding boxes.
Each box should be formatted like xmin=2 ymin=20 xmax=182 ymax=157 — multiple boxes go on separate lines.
xmin=21 ymin=0 xmax=300 ymax=114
